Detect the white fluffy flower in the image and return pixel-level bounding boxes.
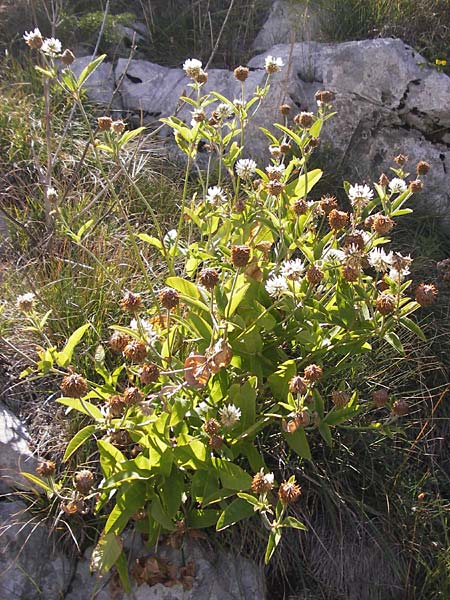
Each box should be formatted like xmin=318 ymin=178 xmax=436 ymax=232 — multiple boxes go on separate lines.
xmin=368 ymin=248 xmax=393 ymax=272
xmin=322 ymin=248 xmax=345 ymax=264
xmin=130 ymin=318 xmax=158 ymax=344
xmin=265 ymin=275 xmax=289 ymax=297
xmin=388 ymin=267 xmax=410 ymax=283
xmin=389 ymin=178 xmax=407 ymax=194
xmin=281 ymin=258 xmax=304 ymax=280
xmin=41 ymin=37 xmax=62 ymax=57
xmin=16 ymin=292 xmax=36 ymax=312
xmin=206 ymin=186 xmax=227 ymax=205
xmin=183 ymin=58 xmax=202 ymax=78
xmin=219 ymin=404 xmax=241 ymax=428
xmin=265 ymin=55 xmax=284 ymax=73
xmin=235 ymin=158 xmax=257 ymax=178
xmin=23 ymin=28 xmax=43 ymax=48
xmin=269 ymin=145 xmax=282 ymax=159
xmin=215 ymin=103 xmax=234 ymax=119
xmin=348 ymin=184 xmax=374 ymax=209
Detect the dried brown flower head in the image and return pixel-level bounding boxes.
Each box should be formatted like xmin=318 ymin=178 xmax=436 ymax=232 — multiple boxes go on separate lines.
xmin=280 ymin=142 xmax=291 ymax=154
xmin=344 ymin=232 xmax=365 ymax=250
xmin=294 ymin=410 xmax=310 ymax=427
xmin=280 ymin=103 xmax=291 ymax=116
xmin=268 ymin=180 xmax=285 ymax=196
xmin=293 ymin=199 xmax=308 ymax=215
xmin=61 ymin=372 xmax=88 ymax=398
xmin=75 ymin=469 xmax=94 ymax=495
xmin=294 ymin=112 xmax=314 ymax=128
xmin=315 ymin=90 xmax=335 ymax=103
xmin=409 ymin=179 xmax=423 ymax=193
xmin=372 ymin=389 xmax=389 ymax=407
xmin=289 ymin=375 xmax=307 ymax=394
xmin=306 ymin=137 xmax=320 ymax=149
xmin=306 ymin=266 xmax=324 ymax=285
xmin=394 ymin=154 xmax=408 ymax=166
xmin=392 ymin=398 xmax=409 ymax=417
xmin=416 ymin=160 xmax=430 ymax=176
xmin=208 ymin=339 xmax=233 ymax=373
xmin=60 ymin=48 xmax=75 ymax=65
xmin=415 ymin=282 xmax=438 ymax=307
xmin=234 ymin=66 xmax=249 ymax=82
xmin=320 ymin=195 xmax=338 ymax=215
xmin=111 ymin=120 xmax=126 ymax=135
xmin=184 ymin=355 xmax=210 ymax=388
xmin=379 ymin=173 xmax=389 ymax=187
xmin=372 ymin=214 xmax=395 ymax=234
xmin=342 ymin=265 xmax=360 ymax=282
xmin=231 ymin=244 xmax=251 ymax=267
xmin=120 ymin=292 xmax=142 ymax=313
xmin=251 ymin=470 xmax=274 ymax=494
xmin=139 ymin=362 xmax=160 ymax=385
xmin=204 ymin=418 xmax=221 ymax=436
xmin=278 ymin=480 xmax=302 ymax=504
xmin=195 ymin=70 xmax=208 ymax=84
xmin=331 ymin=390 xmax=350 ymax=408
xmin=159 ymin=287 xmax=179 ymax=310
xmin=109 ymin=330 xmax=130 ymax=352
xmin=123 ymin=339 xmax=147 ymax=363
xmin=198 ymin=268 xmax=220 ymax=291
xmin=123 ymin=386 xmax=143 ymax=405
xmin=37 ymin=460 xmax=56 ymax=477
xmin=304 ymin=364 xmax=323 ymax=382
xmin=208 ymin=434 xmax=223 ymax=450
xmin=376 ymin=293 xmax=396 ymax=315
xmin=328 ymin=209 xmax=348 ymax=230
xmin=106 ymin=395 xmax=126 ymax=417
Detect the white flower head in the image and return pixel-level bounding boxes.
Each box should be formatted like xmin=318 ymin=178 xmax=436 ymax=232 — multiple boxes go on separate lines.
xmin=41 ymin=37 xmax=62 ymax=57
xmin=389 ymin=178 xmax=407 ymax=194
xmin=269 ymin=145 xmax=282 ymax=159
xmin=215 ymin=102 xmax=234 ymax=119
xmin=183 ymin=58 xmax=202 ymax=78
xmin=368 ymin=248 xmax=393 ymax=272
xmin=388 ymin=266 xmax=410 ymax=283
xmin=265 ymin=55 xmax=284 ymax=74
xmin=233 ymin=98 xmax=244 ymax=109
xmin=235 ymin=158 xmax=257 ymax=179
xmin=130 ymin=318 xmax=158 ymax=345
xmin=23 ymin=28 xmax=43 ymax=48
xmin=206 ymin=186 xmax=227 ymax=206
xmin=265 ymin=274 xmax=289 ymax=297
xmin=281 ymin=258 xmax=304 ymax=281
xmin=348 ymin=183 xmax=374 ymax=209
xmin=322 ymin=248 xmax=345 ymax=264
xmin=219 ymin=404 xmax=241 ymax=428
xmin=16 ymin=292 xmax=36 ymax=313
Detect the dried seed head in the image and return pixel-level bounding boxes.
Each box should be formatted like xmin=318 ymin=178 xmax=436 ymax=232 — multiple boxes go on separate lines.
xmin=120 ymin=292 xmax=142 ymax=313
xmin=107 ymin=430 xmax=130 ymax=447
xmin=320 ymin=195 xmax=339 ymax=215
xmin=111 ymin=120 xmax=126 ymax=135
xmin=139 ymin=362 xmax=160 ymax=385
xmin=278 ymin=480 xmax=302 ymax=504
xmin=234 ymin=65 xmax=249 ymax=82
xmin=106 ymin=395 xmax=126 ymax=417
xmin=36 ymin=460 xmax=56 ymax=477
xmin=61 ymin=49 xmax=75 ymax=65
xmin=344 ymin=232 xmax=365 ymax=250
xmin=268 ymin=180 xmax=285 ymax=196
xmin=294 ymin=410 xmax=310 ymax=427
xmin=24 ymin=28 xmax=43 ymax=49
xmin=372 ymin=214 xmax=395 ymax=234
xmin=251 ymin=470 xmax=274 ymax=494
xmin=109 ymin=330 xmax=130 ymax=352
xmin=392 ymin=398 xmax=409 ymax=417
xmin=306 ymin=266 xmax=324 ymax=285
xmin=280 ymin=103 xmax=291 ymax=115
xmin=61 ymin=372 xmax=88 ymax=398
xmin=123 ymin=386 xmax=143 ymax=405
xmin=415 ymin=282 xmax=438 ymax=306
xmin=97 ymin=115 xmax=112 ymax=131
xmin=372 ymin=389 xmax=389 ymax=407
xmin=376 ymin=293 xmax=396 ymax=315
xmin=208 ymin=339 xmax=233 ymax=373
xmin=379 ymin=173 xmax=390 ymax=187
xmin=306 ymin=137 xmax=320 ymax=149
xmin=195 ymin=70 xmax=208 ymax=84
xmin=159 ymin=287 xmax=179 ymax=310
xmin=304 ymin=364 xmax=323 ymax=382
xmin=132 ymin=508 xmax=147 ymax=521
xmin=294 ymin=112 xmax=314 ymax=128
xmin=409 ymin=179 xmax=423 ymax=193
xmin=208 ymin=434 xmax=223 ymax=450
xmin=394 ymin=154 xmax=408 ymax=166
xmin=16 ymin=292 xmax=36 ymax=313
xmin=342 ymin=265 xmax=360 ymax=282
xmin=280 ymin=142 xmax=291 ymax=154
xmin=293 ymin=199 xmax=308 ymax=215
xmin=315 ymin=89 xmax=335 ymax=103
xmin=204 ymin=418 xmax=220 ymax=436
xmin=416 ymin=160 xmax=430 ymax=176
xmin=184 ymin=354 xmax=210 ymax=388
xmin=75 ymin=469 xmax=94 ymax=495
xmin=328 ymin=208 xmax=348 ymax=230
xmin=289 ymin=375 xmax=307 ymax=394
xmin=198 ymin=268 xmax=220 ymax=291
xmin=123 ymin=339 xmax=147 ymax=363
xmin=331 ymin=390 xmax=350 ymax=408
xmin=231 ymin=244 xmax=251 ymax=267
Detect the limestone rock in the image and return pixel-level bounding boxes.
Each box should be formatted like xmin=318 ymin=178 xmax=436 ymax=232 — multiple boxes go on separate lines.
xmin=0 ymin=402 xmax=39 ymax=493
xmin=0 ymin=501 xmax=74 ymax=599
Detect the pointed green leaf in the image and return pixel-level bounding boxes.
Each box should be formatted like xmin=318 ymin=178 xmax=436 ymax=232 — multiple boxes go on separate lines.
xmin=56 ymin=323 xmax=90 ymax=367
xmin=216 ymin=498 xmax=254 ymax=531
xmin=63 ymin=424 xmax=96 ymax=462
xmin=77 ymin=54 xmax=107 ymax=88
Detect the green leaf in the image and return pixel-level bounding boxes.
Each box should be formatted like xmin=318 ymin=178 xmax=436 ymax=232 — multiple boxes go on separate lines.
xmin=211 ymin=458 xmax=252 ymax=490
xmin=228 ymin=378 xmax=257 ymax=431
xmin=400 ymin=317 xmax=426 ymax=341
xmin=56 ymin=323 xmax=90 ymax=367
xmin=265 ymin=529 xmax=282 ymax=564
xmin=187 ymin=508 xmax=220 ymax=529
xmin=283 ymin=428 xmax=312 ymax=460
xmin=294 ymin=168 xmax=323 ymax=198
xmin=115 ymin=551 xmax=131 ymax=593
xmin=58 ymin=397 xmax=103 ymax=420
xmin=216 ymin=498 xmax=254 ymax=531
xmin=384 ymin=331 xmax=404 ymax=354
xmin=20 ymin=472 xmax=52 ymax=494
xmin=105 ymin=482 xmax=146 ymax=534
xmin=319 ymin=423 xmax=333 ymax=447
xmin=150 ymin=495 xmax=176 ymax=530
xmin=90 ymin=531 xmax=122 ymax=575
xmin=226 ymin=282 xmax=250 ymax=317
xmin=268 ymin=360 xmax=296 ymax=402
xmin=283 ymin=516 xmax=307 ymax=531
xmin=97 ymin=440 xmax=126 ymax=478
xmin=77 ymin=54 xmax=106 ymax=88
xmin=136 ymin=233 xmax=163 ymax=251
xmin=118 ymin=126 xmax=146 ymax=147
xmin=63 ymin=424 xmax=96 ymax=462
xmin=237 ymin=492 xmax=265 ymax=510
